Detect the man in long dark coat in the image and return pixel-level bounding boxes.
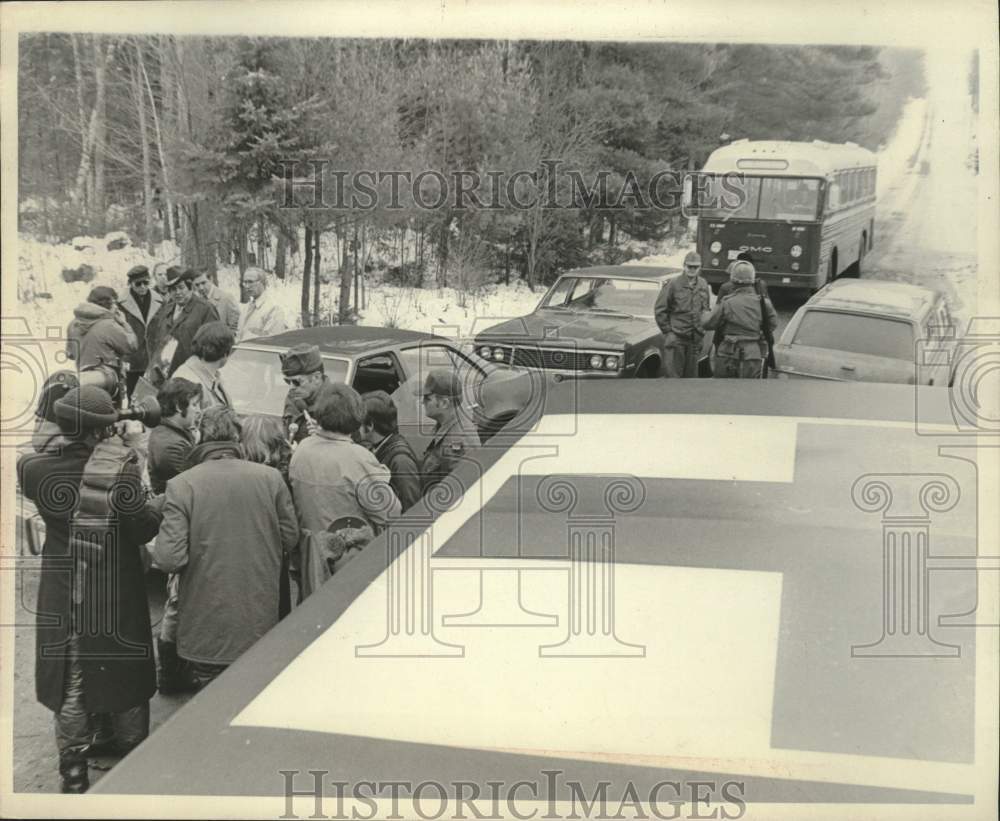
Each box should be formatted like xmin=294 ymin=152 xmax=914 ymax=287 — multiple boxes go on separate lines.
xmin=17 ymin=385 xmax=163 ymax=793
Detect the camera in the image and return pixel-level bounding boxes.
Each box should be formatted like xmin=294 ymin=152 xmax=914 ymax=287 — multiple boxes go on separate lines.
xmin=117 ymin=396 xmax=161 ymax=428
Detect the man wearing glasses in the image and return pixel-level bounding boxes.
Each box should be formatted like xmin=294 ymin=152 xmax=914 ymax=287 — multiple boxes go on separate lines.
xmin=280 ymin=344 xmax=328 ymax=444
xmin=654 ymin=250 xmax=713 ymax=378
xmin=119 ymin=265 xmax=164 ymax=400
xmin=418 ymin=369 xmax=481 ymax=495
xmin=237 ymin=267 xmax=288 ymax=342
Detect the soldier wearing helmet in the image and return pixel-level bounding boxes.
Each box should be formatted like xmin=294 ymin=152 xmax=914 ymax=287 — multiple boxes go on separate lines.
xmin=701 ymin=260 xmax=777 ymax=379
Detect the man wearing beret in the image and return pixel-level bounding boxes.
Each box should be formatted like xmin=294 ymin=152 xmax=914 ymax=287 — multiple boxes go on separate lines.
xmin=280 ymin=344 xmax=328 ymax=444
xmin=119 ymin=265 xmax=164 ymax=400
xmin=418 ymin=369 xmax=481 ymax=495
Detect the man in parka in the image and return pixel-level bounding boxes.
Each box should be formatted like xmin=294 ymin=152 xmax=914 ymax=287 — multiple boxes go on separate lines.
xmin=65 ymin=286 xmax=138 ymax=374
xmin=701 ymin=260 xmax=777 ymax=379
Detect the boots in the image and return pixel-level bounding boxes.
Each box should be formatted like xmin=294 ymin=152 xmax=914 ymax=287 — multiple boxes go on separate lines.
xmin=58 ymin=752 xmax=89 ymax=793
xmin=156 ymin=639 xmax=194 ymax=695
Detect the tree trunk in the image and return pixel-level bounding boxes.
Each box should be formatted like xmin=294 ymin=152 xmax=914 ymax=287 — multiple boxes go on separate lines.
xmin=141 ymin=42 xmax=176 ymax=242
xmin=352 ymin=224 xmax=359 ymax=315
xmin=312 ymin=227 xmax=321 ymax=324
xmin=132 ymin=45 xmax=156 ymax=253
xmin=73 ymin=36 xmax=113 ymax=224
xmin=91 ymin=37 xmax=108 ymax=234
xmin=302 ymin=224 xmax=313 ymax=327
xmin=338 ymin=226 xmax=352 ymax=324
xmin=275 ymin=230 xmax=287 ymax=279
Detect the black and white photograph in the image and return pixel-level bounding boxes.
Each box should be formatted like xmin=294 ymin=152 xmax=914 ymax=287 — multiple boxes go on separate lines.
xmin=1 ymin=1 xmax=997 ymax=818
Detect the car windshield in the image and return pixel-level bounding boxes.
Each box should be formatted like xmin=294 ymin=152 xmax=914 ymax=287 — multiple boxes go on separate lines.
xmin=791 ymin=311 xmax=915 ymax=361
xmin=224 ymin=347 xmax=350 ymax=416
xmin=540 ymin=277 xmax=661 ymax=317
xmin=695 ymin=174 xmax=820 ymax=221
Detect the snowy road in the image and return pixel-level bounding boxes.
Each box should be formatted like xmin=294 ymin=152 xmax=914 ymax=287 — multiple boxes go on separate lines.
xmin=864 ymin=48 xmax=979 ymax=326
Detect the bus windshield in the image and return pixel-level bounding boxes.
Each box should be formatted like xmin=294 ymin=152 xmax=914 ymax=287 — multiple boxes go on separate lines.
xmin=696 ymin=174 xmax=821 ymax=221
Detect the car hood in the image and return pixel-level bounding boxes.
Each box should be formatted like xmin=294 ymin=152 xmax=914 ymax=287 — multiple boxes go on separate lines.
xmin=477 ymin=311 xmax=652 ymax=348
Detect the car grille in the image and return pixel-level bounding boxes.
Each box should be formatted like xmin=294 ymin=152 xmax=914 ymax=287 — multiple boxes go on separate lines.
xmin=509 ymin=346 xmax=591 ymax=370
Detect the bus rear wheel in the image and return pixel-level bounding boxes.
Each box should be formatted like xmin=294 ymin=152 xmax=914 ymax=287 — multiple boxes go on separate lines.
xmin=845 ymin=234 xmax=865 ymax=277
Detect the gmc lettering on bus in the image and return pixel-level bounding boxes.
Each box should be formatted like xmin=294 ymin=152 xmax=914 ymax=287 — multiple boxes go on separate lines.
xmin=739 ymin=245 xmax=773 ymax=254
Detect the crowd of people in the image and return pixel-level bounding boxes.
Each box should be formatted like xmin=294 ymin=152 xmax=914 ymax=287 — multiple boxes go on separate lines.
xmin=18 ymin=262 xmax=475 ymax=793
xmin=18 ymin=251 xmax=775 ymax=793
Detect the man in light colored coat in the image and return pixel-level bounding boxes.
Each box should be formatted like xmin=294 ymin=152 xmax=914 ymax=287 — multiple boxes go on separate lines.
xmin=237 ymin=267 xmax=288 ymax=341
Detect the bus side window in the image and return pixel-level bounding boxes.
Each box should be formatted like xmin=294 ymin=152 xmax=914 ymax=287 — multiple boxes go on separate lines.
xmin=827 ymin=178 xmax=840 ymax=211
xmin=848 ymin=171 xmax=858 ymax=203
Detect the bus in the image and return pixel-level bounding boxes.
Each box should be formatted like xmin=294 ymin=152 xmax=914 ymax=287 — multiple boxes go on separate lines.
xmin=690 ymin=139 xmax=877 ymax=292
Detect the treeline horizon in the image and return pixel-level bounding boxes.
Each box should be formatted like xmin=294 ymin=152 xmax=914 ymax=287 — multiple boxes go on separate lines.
xmin=18 ymin=35 xmax=925 ymax=324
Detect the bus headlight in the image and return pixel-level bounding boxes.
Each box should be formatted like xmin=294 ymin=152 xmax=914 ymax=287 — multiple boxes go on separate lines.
xmin=589 ymin=354 xmax=604 ymax=369
xmin=478 ymin=346 xmax=492 ymax=359
xmin=604 ymin=356 xmax=620 ymax=370
xmin=790 ymin=245 xmax=803 ymax=258
xmin=710 ymin=241 xmax=722 ymax=253
xmin=712 ymin=258 xmax=720 ymax=267
xmin=791 ymin=262 xmax=800 ymax=271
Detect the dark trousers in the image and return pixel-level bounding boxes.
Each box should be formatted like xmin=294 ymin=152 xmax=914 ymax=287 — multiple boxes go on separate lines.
xmin=662 ymin=333 xmax=701 ymax=378
xmin=55 ymin=636 xmax=149 ymax=761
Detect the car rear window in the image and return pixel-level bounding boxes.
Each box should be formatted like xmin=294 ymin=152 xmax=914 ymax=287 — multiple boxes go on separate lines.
xmin=791 ymin=310 xmax=915 ymax=361
xmin=224 ymin=348 xmax=350 ymax=416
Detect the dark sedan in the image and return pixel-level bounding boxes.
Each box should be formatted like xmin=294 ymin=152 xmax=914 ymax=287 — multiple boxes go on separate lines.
xmin=474 ymin=265 xmax=713 ymax=378
xmin=223 ymin=325 xmax=539 ymax=453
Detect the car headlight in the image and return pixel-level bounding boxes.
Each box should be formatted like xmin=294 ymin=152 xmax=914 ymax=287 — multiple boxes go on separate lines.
xmin=790 ymin=244 xmax=803 ymax=258
xmin=478 ymin=345 xmax=492 ymax=359
xmin=588 ymin=354 xmax=603 ymax=369
xmin=492 ymin=347 xmax=506 ymax=362
xmin=604 ymin=356 xmax=619 ymax=370
xmin=710 ymin=241 xmax=722 ymax=253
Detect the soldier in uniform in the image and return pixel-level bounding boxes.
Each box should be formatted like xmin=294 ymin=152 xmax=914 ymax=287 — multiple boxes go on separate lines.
xmin=654 ymin=250 xmax=713 ymax=377
xmin=279 ymin=344 xmax=328 ymax=444
xmin=418 ymin=369 xmax=481 ymax=495
xmin=701 ymin=260 xmax=777 ymax=379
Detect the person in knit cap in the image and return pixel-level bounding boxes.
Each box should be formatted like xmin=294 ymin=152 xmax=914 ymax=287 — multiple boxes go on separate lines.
xmin=280 ymin=343 xmax=328 ymax=444
xmin=16 ymin=385 xmax=162 ymax=793
xmin=65 ymin=285 xmax=138 ymax=374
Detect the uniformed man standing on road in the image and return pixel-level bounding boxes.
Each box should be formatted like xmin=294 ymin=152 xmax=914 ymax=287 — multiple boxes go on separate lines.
xmin=701 ymin=260 xmax=777 ymax=379
xmin=418 ymin=369 xmax=481 ymax=495
xmin=279 ymin=344 xmax=329 ymax=444
xmin=654 ymin=250 xmax=713 ymax=377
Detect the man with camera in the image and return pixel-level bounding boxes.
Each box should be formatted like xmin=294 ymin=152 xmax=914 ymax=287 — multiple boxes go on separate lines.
xmin=17 ymin=385 xmax=165 ymax=793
